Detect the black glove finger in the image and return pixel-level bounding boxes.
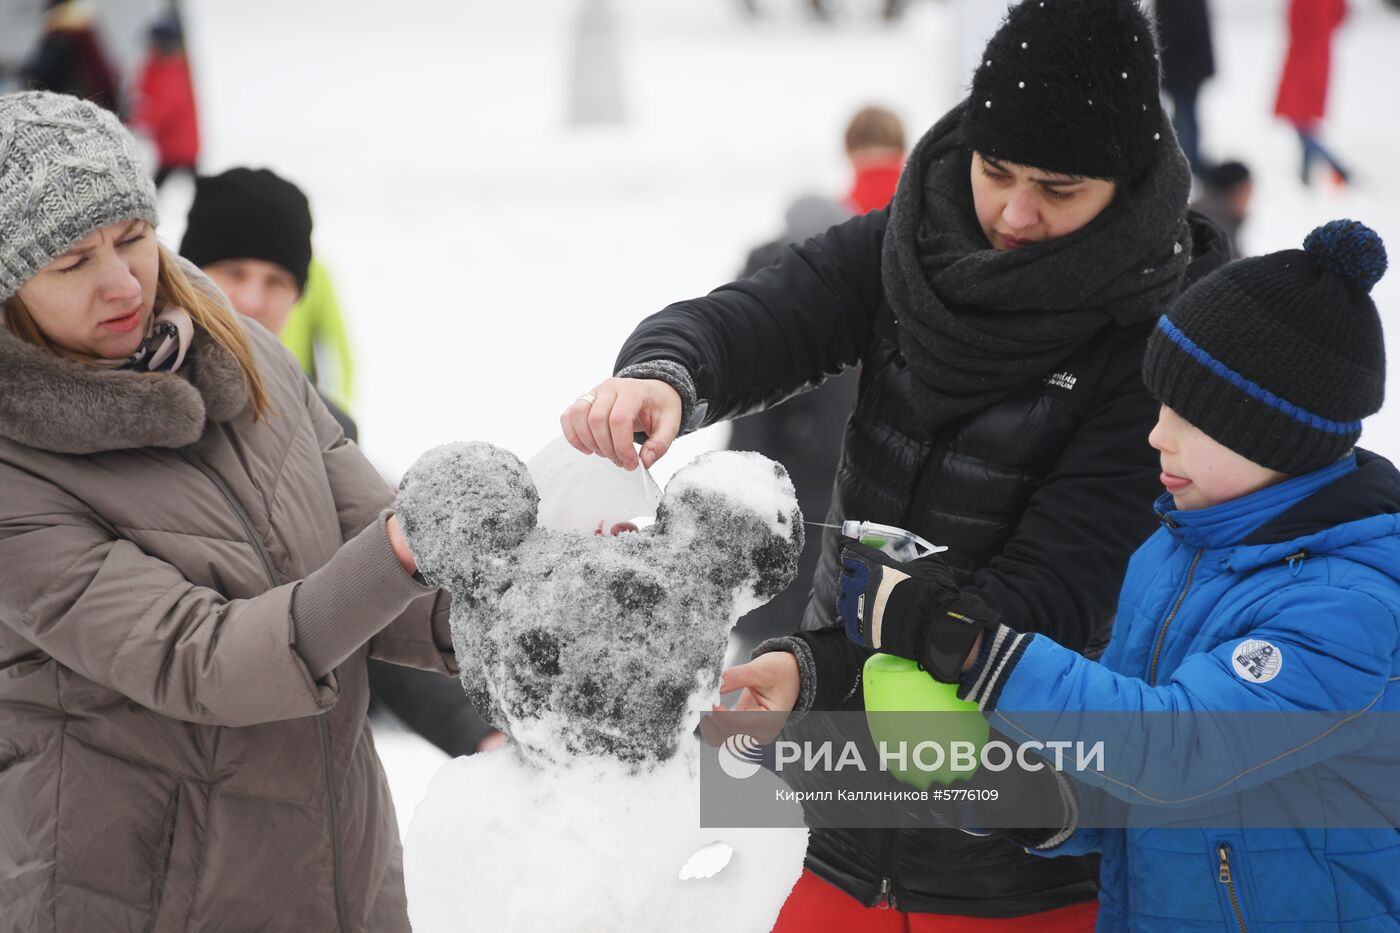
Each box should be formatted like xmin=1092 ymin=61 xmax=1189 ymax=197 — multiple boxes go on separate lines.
xmin=903 ymin=551 xmax=959 ymax=589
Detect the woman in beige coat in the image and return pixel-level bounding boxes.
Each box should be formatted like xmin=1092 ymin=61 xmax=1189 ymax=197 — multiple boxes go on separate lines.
xmin=0 ymin=92 xmax=454 ymax=932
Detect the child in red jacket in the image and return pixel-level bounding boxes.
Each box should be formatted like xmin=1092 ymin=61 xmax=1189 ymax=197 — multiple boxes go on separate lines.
xmin=130 ymin=17 xmax=200 ymax=188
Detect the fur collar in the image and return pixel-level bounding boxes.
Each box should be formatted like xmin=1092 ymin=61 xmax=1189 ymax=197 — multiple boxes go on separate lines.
xmin=0 ymin=265 xmax=249 ymax=454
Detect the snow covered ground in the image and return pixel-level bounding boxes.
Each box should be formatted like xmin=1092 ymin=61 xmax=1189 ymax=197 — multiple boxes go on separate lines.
xmin=175 ymin=0 xmax=1400 ymax=851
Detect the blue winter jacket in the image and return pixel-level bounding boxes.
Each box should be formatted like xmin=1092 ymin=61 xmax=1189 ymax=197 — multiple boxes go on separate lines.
xmin=961 ymin=450 xmax=1400 ymax=931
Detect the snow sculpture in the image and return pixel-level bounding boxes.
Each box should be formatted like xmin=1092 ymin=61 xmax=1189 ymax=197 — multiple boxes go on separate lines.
xmin=395 ymin=442 xmax=810 ymax=931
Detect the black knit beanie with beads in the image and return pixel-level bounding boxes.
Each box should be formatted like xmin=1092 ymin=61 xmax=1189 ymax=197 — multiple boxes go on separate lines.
xmin=1143 ymin=220 xmax=1388 ymax=475
xmin=965 ymin=0 xmax=1167 ymax=181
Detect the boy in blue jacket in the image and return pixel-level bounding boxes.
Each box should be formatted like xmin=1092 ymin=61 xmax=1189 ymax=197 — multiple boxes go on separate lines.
xmin=837 ymin=219 xmax=1400 ymax=929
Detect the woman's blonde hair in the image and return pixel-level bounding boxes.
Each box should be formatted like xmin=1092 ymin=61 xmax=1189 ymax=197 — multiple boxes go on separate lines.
xmin=3 ymin=242 xmax=269 ymax=420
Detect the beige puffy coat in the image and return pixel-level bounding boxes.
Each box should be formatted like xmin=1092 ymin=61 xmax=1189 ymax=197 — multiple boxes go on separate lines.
xmin=0 ymin=295 xmax=455 ymax=932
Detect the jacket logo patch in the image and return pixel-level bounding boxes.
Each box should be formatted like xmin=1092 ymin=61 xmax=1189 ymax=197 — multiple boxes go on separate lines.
xmin=1232 ymin=639 xmax=1283 ymax=683
xmin=1045 ymin=371 xmax=1077 ymax=391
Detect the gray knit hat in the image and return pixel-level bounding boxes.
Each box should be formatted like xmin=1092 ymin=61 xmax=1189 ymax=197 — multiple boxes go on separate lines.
xmin=0 ymin=91 xmax=159 ymax=302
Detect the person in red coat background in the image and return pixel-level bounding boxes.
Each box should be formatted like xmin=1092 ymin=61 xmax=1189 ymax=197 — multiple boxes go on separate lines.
xmin=1274 ymin=0 xmax=1350 ymax=185
xmin=131 ymin=15 xmax=200 ymax=189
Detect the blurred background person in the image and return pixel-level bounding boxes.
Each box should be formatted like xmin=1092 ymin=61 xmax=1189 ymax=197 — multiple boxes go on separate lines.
xmin=283 ymin=258 xmax=357 ymax=412
xmin=177 ymin=169 xmax=357 ymax=433
xmin=184 ymin=172 xmax=357 ymax=416
xmin=841 ymin=103 xmax=905 ymax=213
xmin=741 ymin=104 xmax=905 ymax=274
xmin=729 ymin=104 xmax=905 ymax=660
xmin=129 ymin=13 xmax=200 ymax=189
xmin=1154 ymin=0 xmax=1216 ymax=177
xmin=178 ymin=166 xmax=504 ymax=759
xmin=738 ymin=0 xmax=909 ymax=24
xmin=1190 ymin=159 xmax=1253 ymax=258
xmin=1275 ymin=0 xmax=1351 ymax=186
xmin=18 ymin=0 xmax=121 ymax=113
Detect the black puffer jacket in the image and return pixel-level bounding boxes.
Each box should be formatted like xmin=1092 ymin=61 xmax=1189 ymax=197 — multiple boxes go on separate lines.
xmin=616 ymin=207 xmax=1229 ymax=916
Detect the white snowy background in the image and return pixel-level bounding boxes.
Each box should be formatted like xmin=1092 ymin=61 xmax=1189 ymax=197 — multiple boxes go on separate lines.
xmin=157 ymin=0 xmax=1400 ymax=847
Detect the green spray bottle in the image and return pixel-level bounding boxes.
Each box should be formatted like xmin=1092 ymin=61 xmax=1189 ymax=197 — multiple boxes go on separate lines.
xmin=830 ymin=521 xmax=989 ymax=789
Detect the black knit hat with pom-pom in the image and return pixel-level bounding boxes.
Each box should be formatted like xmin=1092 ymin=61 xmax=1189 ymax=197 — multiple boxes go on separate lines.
xmin=965 ymin=0 xmax=1167 ymax=180
xmin=1143 ymin=219 xmax=1389 ymax=474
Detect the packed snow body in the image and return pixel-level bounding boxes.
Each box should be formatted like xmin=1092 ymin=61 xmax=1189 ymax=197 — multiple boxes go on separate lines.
xmin=394 ymin=443 xmax=808 ymax=930
xmin=394 ymin=441 xmax=804 ymax=764
xmin=403 ymin=742 xmax=808 ymax=933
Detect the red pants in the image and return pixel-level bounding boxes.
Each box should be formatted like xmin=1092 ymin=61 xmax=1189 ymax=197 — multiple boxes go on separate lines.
xmin=771 ymin=869 xmax=1099 ymax=932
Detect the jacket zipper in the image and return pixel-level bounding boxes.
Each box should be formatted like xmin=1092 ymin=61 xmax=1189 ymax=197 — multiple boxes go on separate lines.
xmin=179 ymin=451 xmax=352 ymax=933
xmin=1217 ymin=843 xmax=1248 ymax=932
xmin=178 ymin=452 xmax=280 ymax=589
xmin=1147 ymin=548 xmax=1204 ymax=686
xmin=874 ymin=876 xmax=896 ymax=910
xmin=318 ymin=718 xmax=350 ymax=933
xmin=871 ymin=827 xmax=899 ymax=910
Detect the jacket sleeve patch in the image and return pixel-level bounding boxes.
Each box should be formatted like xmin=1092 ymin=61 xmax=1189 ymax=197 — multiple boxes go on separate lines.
xmin=1231 ymin=639 xmax=1284 ymax=683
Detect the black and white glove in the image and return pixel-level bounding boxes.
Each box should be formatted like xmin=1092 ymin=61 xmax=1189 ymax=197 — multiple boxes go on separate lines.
xmin=837 ymin=540 xmax=1001 ymax=683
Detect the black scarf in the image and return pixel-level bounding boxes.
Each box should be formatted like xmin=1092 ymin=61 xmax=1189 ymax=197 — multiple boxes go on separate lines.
xmin=881 ymin=101 xmax=1193 ymax=432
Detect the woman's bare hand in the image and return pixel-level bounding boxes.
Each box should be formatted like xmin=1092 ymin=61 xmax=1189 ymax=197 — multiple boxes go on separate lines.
xmin=560 ymin=377 xmax=682 ymax=471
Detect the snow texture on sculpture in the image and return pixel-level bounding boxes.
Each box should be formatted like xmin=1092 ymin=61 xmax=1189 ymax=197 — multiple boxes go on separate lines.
xmin=395 ymin=441 xmax=804 ymax=765
xmin=396 ymin=442 xmax=809 ymax=932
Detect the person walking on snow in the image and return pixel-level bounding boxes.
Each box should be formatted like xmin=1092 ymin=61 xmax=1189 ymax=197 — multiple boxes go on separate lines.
xmin=1153 ymin=0 xmax=1215 ymax=177
xmin=0 ymin=91 xmax=451 ymax=933
xmin=129 ymin=15 xmax=200 ymax=189
xmin=561 ymin=0 xmax=1228 ymax=926
xmin=829 ymin=219 xmax=1400 ymax=929
xmin=19 ymin=0 xmax=120 ymax=114
xmin=1275 ymin=0 xmax=1351 ymax=186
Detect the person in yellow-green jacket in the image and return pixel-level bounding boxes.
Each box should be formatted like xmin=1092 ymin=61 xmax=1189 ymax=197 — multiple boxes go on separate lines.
xmin=283 ymin=256 xmax=355 ymax=411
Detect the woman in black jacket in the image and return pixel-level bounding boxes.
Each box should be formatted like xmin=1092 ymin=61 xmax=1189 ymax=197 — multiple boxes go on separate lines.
xmin=561 ymin=0 xmax=1228 ymax=927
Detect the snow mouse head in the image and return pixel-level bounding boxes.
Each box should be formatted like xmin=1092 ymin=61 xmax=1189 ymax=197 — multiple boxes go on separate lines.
xmin=395 ymin=444 xmax=803 ymax=766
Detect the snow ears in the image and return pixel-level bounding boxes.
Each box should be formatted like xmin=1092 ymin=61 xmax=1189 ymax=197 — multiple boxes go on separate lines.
xmin=395 ymin=441 xmax=540 ymax=585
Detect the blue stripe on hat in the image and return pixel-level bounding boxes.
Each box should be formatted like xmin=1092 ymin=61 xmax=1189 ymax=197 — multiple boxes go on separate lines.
xmin=1156 ymin=317 xmax=1362 ymax=435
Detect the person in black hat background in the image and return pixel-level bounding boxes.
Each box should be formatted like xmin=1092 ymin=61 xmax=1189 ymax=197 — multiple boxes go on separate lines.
xmin=560 ymin=0 xmax=1231 ymax=926
xmin=181 ymin=169 xmax=315 ymax=343
xmin=181 ymin=168 xmax=505 ymax=760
